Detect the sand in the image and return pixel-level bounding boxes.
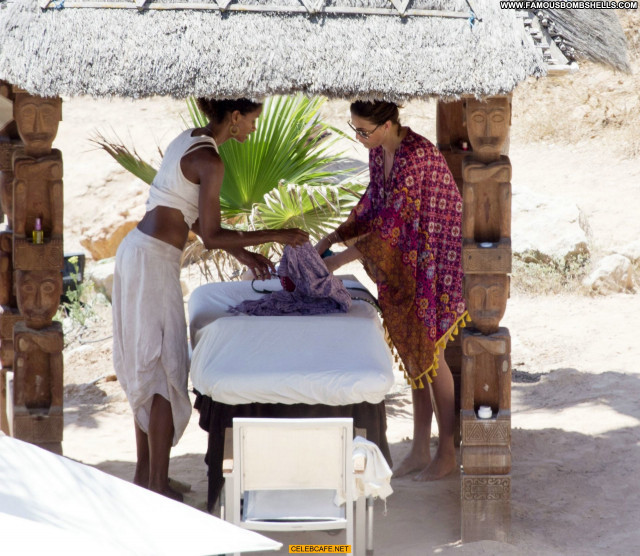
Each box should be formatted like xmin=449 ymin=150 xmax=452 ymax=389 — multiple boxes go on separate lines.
xmin=46 ymin=42 xmax=640 ymax=556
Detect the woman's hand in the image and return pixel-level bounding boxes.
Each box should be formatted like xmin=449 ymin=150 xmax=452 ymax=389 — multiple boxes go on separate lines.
xmin=273 ymin=228 xmax=309 ymax=247
xmin=228 ymin=248 xmax=275 ymax=280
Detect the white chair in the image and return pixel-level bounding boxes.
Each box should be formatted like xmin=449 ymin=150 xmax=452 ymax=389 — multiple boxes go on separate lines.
xmin=221 ymin=417 xmax=369 ymax=555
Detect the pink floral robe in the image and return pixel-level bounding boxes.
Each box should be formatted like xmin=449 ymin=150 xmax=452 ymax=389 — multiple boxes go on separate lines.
xmin=337 ymin=129 xmax=468 ymax=388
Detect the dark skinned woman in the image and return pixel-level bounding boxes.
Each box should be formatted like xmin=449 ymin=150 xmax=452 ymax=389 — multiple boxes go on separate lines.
xmin=112 ymin=98 xmax=308 ymax=500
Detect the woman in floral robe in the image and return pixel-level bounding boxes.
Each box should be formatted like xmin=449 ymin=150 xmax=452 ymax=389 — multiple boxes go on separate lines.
xmin=316 ymin=101 xmax=468 ymax=480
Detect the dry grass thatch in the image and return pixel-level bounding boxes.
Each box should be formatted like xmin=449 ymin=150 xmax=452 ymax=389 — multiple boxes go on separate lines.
xmin=0 ymin=0 xmax=547 ymax=100
xmin=0 ymin=1 xmax=631 ymax=101
xmin=542 ymin=7 xmax=631 ymax=71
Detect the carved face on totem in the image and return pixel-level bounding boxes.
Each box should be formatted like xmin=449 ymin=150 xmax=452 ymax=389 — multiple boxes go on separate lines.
xmin=15 ymin=269 xmax=62 ymax=329
xmin=464 ymin=274 xmax=509 ymax=335
xmin=464 ymin=97 xmax=511 ymax=161
xmin=13 ymin=95 xmax=62 ymax=156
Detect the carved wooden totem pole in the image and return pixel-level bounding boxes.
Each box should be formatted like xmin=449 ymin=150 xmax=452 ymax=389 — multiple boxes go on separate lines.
xmin=437 ymin=95 xmax=513 ymax=541
xmin=0 ymin=80 xmax=21 ymax=435
xmin=0 ymin=83 xmax=64 ymax=453
xmin=460 ymin=95 xmax=512 ymax=541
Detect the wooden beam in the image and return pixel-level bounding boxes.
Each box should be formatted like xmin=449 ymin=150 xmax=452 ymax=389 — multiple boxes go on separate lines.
xmin=40 ymin=1 xmax=472 ymax=18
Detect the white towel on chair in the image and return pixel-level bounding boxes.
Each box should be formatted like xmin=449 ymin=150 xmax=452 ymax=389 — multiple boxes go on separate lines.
xmin=352 ymin=436 xmax=393 ymax=500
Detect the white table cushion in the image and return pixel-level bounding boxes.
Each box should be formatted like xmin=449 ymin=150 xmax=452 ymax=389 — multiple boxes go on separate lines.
xmin=188 ymin=280 xmax=394 ymax=406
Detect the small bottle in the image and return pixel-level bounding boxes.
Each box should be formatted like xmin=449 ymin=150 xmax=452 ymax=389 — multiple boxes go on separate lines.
xmin=32 ymin=217 xmax=44 ymax=245
xmin=461 ymin=141 xmax=469 ymax=151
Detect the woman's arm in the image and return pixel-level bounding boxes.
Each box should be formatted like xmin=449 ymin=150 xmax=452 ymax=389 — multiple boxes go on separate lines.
xmin=316 ymin=177 xmax=376 ymax=254
xmin=315 ymin=229 xmax=343 ymax=257
xmin=322 ymin=244 xmax=362 ymax=273
xmin=189 ymin=148 xmax=308 ymax=250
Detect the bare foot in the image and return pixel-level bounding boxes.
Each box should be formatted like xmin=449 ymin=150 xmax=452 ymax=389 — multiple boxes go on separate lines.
xmin=412 ymin=451 xmax=457 ymax=481
xmin=413 ymin=453 xmax=458 ymax=481
xmin=393 ymin=451 xmax=431 ymax=478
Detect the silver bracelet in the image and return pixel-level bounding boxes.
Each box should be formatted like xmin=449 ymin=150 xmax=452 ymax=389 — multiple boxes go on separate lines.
xmin=327 ymin=231 xmax=341 ymax=245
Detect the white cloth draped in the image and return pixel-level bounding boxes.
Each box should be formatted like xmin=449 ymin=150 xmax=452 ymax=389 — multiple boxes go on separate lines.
xmin=112 ymin=228 xmax=191 ymax=445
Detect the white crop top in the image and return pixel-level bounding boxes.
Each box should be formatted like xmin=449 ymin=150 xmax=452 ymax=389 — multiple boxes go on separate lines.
xmin=146 ymin=129 xmax=218 ymax=228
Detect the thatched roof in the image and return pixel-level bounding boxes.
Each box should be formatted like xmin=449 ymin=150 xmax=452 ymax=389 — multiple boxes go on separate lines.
xmin=0 ymin=0 xmax=629 ymax=101
xmin=535 ymin=8 xmax=630 ymax=72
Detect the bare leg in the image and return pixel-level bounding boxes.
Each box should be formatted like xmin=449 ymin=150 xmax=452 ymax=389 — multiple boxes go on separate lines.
xmin=414 ymin=350 xmax=457 ymax=481
xmin=393 ymin=382 xmax=434 ymax=477
xmin=134 ymin=422 xmax=150 ymax=488
xmin=147 ymin=394 xmax=183 ymax=501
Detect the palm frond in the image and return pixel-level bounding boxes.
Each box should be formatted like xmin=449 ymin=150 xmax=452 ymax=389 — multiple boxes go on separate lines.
xmin=186 ymin=97 xmax=209 ymax=128
xmin=188 ymin=94 xmax=355 ymax=215
xmin=91 ymin=132 xmax=158 ymax=185
xmin=251 ymin=181 xmax=365 ymax=241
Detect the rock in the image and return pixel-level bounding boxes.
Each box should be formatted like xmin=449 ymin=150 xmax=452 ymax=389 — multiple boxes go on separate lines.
xmin=76 ymin=173 xmax=147 ymax=261
xmin=512 ymin=186 xmax=590 ymax=264
xmin=618 ymin=239 xmax=640 ymax=264
xmin=582 ymin=254 xmax=636 ymax=294
xmin=80 ymin=220 xmax=139 ymax=261
xmin=87 ymin=256 xmax=191 ymax=302
xmin=86 ymin=257 xmax=116 ymax=301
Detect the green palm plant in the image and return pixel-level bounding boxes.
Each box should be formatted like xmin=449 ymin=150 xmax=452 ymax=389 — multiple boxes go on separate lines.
xmin=251 ymin=181 xmax=364 ymax=240
xmin=94 ymin=95 xmax=365 ymax=280
xmin=186 ymin=94 xmax=357 ymax=219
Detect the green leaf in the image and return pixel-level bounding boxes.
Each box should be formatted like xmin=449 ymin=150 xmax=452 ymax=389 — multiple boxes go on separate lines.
xmin=251 ymin=182 xmax=365 ymax=241
xmin=91 ymin=132 xmax=158 ymax=185
xmin=193 ymin=94 xmax=355 ymax=218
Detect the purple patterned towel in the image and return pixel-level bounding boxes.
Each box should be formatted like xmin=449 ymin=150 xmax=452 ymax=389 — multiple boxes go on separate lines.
xmin=229 ymin=242 xmax=351 ymax=316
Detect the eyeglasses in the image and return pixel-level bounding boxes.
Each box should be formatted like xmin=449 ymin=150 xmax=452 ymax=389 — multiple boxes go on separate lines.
xmin=348 ymin=121 xmax=381 ymax=139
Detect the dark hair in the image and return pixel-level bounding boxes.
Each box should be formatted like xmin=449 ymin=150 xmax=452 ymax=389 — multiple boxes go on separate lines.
xmin=196 ymin=98 xmax=262 ymax=124
xmin=350 ymin=100 xmax=401 ymax=128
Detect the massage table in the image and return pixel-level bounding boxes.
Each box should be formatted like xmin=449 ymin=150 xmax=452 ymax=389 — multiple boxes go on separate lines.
xmin=188 ymin=278 xmax=395 ymax=510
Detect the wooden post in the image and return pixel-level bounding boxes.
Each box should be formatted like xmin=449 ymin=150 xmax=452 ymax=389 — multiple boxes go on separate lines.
xmin=436 ymin=99 xmax=468 ymax=195
xmin=6 ymin=87 xmax=64 ymax=454
xmin=436 ymin=99 xmax=468 ymax=445
xmin=459 ymin=94 xmax=513 ymax=542
xmin=0 ymin=81 xmax=20 ymax=434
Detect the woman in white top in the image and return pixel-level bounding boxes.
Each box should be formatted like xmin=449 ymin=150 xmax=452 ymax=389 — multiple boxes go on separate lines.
xmin=112 ymin=98 xmax=308 ymax=500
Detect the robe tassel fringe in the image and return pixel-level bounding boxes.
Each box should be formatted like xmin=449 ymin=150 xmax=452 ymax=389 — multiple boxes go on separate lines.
xmin=402 ymin=312 xmax=470 ymax=390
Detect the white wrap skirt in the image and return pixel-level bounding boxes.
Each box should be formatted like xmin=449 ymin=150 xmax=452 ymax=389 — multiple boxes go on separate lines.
xmin=112 ymin=227 xmax=191 ymax=446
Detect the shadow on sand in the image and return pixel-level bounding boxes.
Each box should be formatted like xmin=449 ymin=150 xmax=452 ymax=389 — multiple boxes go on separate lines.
xmin=69 ymin=368 xmax=640 ymax=555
